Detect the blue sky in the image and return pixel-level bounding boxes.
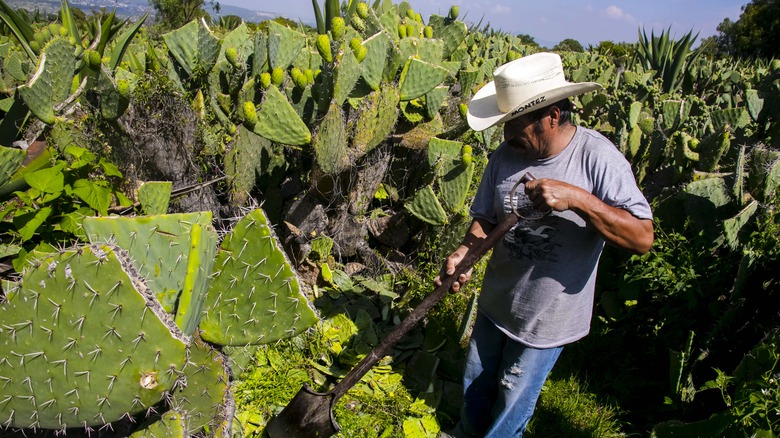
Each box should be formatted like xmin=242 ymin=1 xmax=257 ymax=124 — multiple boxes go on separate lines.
xmin=221 ymin=0 xmax=746 ymax=47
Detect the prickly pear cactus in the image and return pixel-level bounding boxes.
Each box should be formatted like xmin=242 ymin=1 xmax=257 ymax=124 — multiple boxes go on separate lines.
xmin=199 ymin=209 xmax=318 ymax=346
xmin=82 ymin=213 xmax=218 ymax=336
xmin=0 ymin=146 xmax=25 ymax=187
xmin=0 ymin=244 xmax=189 ymax=430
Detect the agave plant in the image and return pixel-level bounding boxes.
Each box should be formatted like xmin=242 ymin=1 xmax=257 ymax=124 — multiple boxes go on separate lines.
xmin=634 ymin=27 xmax=706 ymax=93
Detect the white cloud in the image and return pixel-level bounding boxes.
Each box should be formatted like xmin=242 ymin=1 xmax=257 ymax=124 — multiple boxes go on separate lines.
xmin=492 ymin=5 xmax=511 ymax=14
xmin=605 ymin=5 xmax=635 ymax=22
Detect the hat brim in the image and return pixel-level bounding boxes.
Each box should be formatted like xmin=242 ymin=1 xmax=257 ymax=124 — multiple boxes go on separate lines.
xmin=467 ymin=80 xmax=603 ymax=132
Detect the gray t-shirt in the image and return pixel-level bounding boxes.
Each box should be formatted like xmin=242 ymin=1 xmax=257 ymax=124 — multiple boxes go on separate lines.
xmin=470 ymin=127 xmax=652 ymax=348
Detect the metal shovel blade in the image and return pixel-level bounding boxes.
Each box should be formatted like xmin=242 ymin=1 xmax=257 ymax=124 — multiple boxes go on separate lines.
xmin=266 ymin=384 xmax=340 ymax=438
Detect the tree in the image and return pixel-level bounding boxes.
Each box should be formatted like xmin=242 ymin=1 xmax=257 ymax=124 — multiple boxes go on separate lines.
xmin=715 ymin=0 xmax=780 ymax=59
xmin=553 ymin=38 xmax=584 ymax=52
xmin=515 ymin=33 xmax=540 ymax=48
xmin=148 ymin=0 xmax=220 ymax=30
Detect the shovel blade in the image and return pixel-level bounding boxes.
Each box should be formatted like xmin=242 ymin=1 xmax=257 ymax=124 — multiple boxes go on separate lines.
xmin=266 ymin=384 xmax=340 ymax=438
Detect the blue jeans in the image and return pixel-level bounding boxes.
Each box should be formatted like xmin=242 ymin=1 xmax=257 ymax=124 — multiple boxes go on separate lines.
xmin=452 ymin=312 xmax=563 ymax=437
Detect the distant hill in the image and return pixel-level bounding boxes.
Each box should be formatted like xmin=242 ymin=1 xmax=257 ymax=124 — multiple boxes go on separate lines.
xmin=5 ymin=0 xmax=307 ymax=25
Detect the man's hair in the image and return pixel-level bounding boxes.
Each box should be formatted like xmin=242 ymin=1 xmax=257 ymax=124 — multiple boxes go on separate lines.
xmin=530 ymin=98 xmax=572 ymax=134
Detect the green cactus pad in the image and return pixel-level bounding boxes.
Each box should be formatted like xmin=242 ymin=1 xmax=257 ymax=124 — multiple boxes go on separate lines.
xmin=399 ymin=58 xmax=449 ymax=101
xmin=253 ymin=85 xmax=311 ymax=145
xmin=313 ymin=102 xmax=350 ymax=175
xmin=710 ymin=108 xmax=751 ymax=131
xmin=225 ymin=125 xmax=270 ymax=203
xmin=18 ymin=39 xmax=75 ymax=125
xmin=267 ymin=21 xmax=306 ymax=71
xmin=199 ymin=209 xmax=318 ymax=346
xmin=130 ymin=410 xmax=188 ymax=437
xmin=82 ymin=213 xmax=218 ymax=336
xmin=333 ymin=43 xmax=362 ymax=105
xmin=0 ymin=244 xmax=188 ymax=430
xmin=360 ymin=32 xmax=390 ymax=90
xmin=428 ymin=14 xmax=467 ymax=58
xmin=406 ymin=185 xmax=448 ymax=226
xmin=162 ymin=19 xmax=221 ymax=78
xmin=660 ymin=99 xmax=692 ymax=132
xmin=723 ymin=200 xmax=758 ymax=250
xmin=171 ymin=337 xmax=231 ymax=435
xmin=138 ymin=181 xmax=173 ymax=215
xmin=0 ymin=146 xmax=26 ymax=187
xmin=351 ymin=83 xmax=400 ymax=156
xmin=425 ymin=85 xmax=449 ymax=119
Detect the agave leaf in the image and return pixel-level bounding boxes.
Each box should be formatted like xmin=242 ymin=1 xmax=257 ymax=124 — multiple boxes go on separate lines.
xmin=0 ymin=0 xmax=36 ymax=60
xmin=109 ymin=12 xmax=148 ymax=71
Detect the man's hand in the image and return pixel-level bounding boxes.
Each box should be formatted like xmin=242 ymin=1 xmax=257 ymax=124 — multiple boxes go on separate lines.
xmin=434 ymin=246 xmax=473 ymax=293
xmin=523 ymin=178 xmax=582 ymax=212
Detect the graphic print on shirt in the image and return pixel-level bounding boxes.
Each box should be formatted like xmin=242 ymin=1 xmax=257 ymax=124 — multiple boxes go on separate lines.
xmin=502 ymin=187 xmax=561 ymax=262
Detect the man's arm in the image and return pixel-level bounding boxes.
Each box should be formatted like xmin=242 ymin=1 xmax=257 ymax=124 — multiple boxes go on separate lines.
xmin=434 ymin=218 xmax=495 ymax=292
xmin=524 ymin=178 xmax=654 ymax=254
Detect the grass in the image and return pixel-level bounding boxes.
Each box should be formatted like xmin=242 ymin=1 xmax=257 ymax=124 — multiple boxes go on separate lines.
xmin=527 ymin=373 xmax=626 ymax=438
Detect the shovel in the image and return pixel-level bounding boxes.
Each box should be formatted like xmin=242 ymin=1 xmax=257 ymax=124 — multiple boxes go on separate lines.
xmin=266 ymin=173 xmax=539 ymax=438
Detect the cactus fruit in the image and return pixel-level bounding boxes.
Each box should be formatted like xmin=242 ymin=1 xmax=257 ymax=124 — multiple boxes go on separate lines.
xmin=116 ymin=79 xmax=130 ymax=98
xmin=356 ymin=2 xmax=369 ymax=19
xmin=271 ymin=67 xmax=284 ymax=86
xmin=459 ymin=102 xmax=469 ymax=120
xmin=398 ymin=24 xmax=407 ymax=39
xmin=424 ymin=25 xmax=434 ymax=38
xmin=225 ymin=47 xmax=239 ymax=67
xmin=242 ymin=101 xmax=257 ymax=126
xmin=349 ymin=37 xmax=362 ymax=53
xmin=199 ymin=209 xmax=318 ymax=346
xmin=84 ymin=49 xmax=101 ymax=69
xmin=351 ymin=14 xmax=367 ymax=33
xmin=0 ymin=244 xmax=189 ymax=430
xmin=259 ymin=72 xmax=271 ymax=89
xmin=291 ymin=67 xmax=307 ymax=88
xmin=461 ymin=144 xmax=473 ymax=165
xmin=331 ymin=17 xmax=346 ymax=40
xmin=449 ymin=5 xmax=460 ymax=20
xmin=316 ymin=34 xmax=333 ymax=63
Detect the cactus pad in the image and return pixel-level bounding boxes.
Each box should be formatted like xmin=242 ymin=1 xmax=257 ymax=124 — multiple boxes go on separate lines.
xmin=82 ymin=213 xmax=218 ymax=335
xmin=406 ymin=185 xmax=448 ymax=226
xmin=0 ymin=146 xmax=25 ymax=187
xmin=253 ymin=85 xmax=311 ymax=145
xmin=0 ymin=244 xmax=188 ymax=430
xmin=313 ymin=102 xmax=350 ymax=175
xmin=199 ymin=209 xmax=318 ymax=346
xmin=399 ymin=58 xmax=449 ymax=101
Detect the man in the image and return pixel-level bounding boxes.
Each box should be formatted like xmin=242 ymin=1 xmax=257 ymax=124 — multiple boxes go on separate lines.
xmin=439 ymin=52 xmax=654 ymax=437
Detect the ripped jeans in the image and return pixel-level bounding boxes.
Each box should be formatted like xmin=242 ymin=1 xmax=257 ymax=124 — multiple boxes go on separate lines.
xmin=452 ymin=312 xmax=563 ymax=438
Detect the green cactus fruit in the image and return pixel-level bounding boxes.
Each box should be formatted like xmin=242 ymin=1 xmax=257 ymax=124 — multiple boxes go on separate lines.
xmin=41 ymin=27 xmax=52 ymax=43
xmin=243 ymin=101 xmax=258 ymax=126
xmin=349 ymin=37 xmax=362 ymax=53
xmin=449 ymin=5 xmax=460 ymax=19
xmin=351 ymin=14 xmax=366 ymax=33
xmin=193 ymin=89 xmax=206 ymax=118
xmin=459 ymin=103 xmax=469 ymax=120
xmin=424 ymin=25 xmax=434 ymax=38
xmin=59 ymin=24 xmax=69 ymax=37
xmin=49 ymin=23 xmax=61 ymax=38
xmin=331 ymin=17 xmax=346 ymax=40
xmin=398 ymin=24 xmax=408 ymax=39
xmin=116 ymin=79 xmax=131 ymax=98
xmin=291 ymin=67 xmax=307 ymax=88
xmin=271 ymin=67 xmax=284 ymax=86
xmin=406 ymin=21 xmax=417 ymax=38
xmin=259 ymin=72 xmax=272 ymax=89
xmin=0 ymin=244 xmax=189 ymax=430
xmin=316 ymin=34 xmax=333 ymax=63
xmin=356 ymin=2 xmax=369 ymax=19
xmin=225 ymin=47 xmax=239 ymax=67
xmin=355 ymin=45 xmax=368 ymax=63
xmin=199 ymin=209 xmax=318 ymax=346
xmin=462 ymin=144 xmax=473 ymax=163
xmin=304 ymin=68 xmax=315 ymax=85
xmin=30 ymin=40 xmax=41 ymax=54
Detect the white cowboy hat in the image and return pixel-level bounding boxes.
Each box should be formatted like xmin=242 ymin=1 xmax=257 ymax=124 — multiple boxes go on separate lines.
xmin=466 ymin=52 xmax=603 ymax=132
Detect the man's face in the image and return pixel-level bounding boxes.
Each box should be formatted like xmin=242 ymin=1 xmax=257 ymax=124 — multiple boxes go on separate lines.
xmin=503 ymin=110 xmax=548 ymax=158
